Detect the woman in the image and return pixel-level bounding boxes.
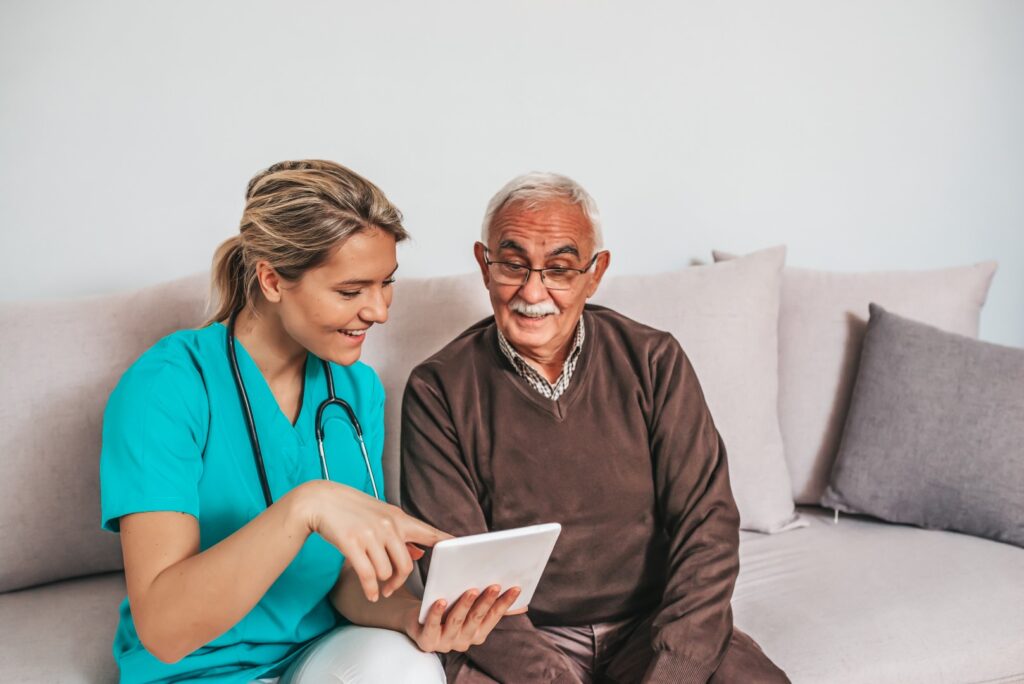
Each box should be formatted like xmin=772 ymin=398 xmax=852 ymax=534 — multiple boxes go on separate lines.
xmin=99 ymin=160 xmax=519 ymax=683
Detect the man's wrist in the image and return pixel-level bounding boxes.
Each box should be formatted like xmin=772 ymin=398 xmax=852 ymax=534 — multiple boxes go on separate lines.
xmin=364 ymin=590 xmax=421 ymax=636
xmin=398 ymin=598 xmax=422 ymax=639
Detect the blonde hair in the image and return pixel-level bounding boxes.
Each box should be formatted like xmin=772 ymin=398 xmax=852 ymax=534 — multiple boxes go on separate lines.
xmin=206 ymin=160 xmax=408 ymax=325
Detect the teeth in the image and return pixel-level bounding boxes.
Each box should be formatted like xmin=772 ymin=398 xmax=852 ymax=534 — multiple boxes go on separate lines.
xmin=340 ymin=329 xmax=367 ymax=337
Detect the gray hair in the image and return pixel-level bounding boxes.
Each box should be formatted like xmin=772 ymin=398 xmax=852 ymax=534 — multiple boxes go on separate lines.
xmin=480 ymin=172 xmax=603 ymax=250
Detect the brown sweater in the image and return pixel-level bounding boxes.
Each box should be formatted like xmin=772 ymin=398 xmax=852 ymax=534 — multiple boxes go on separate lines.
xmin=401 ymin=305 xmax=740 ymax=683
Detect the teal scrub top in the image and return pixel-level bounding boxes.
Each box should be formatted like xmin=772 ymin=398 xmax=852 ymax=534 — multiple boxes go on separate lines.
xmin=99 ymin=323 xmax=387 ymax=684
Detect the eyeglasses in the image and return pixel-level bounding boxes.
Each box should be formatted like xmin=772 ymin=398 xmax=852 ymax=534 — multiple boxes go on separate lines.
xmin=482 ymin=247 xmax=602 ymax=291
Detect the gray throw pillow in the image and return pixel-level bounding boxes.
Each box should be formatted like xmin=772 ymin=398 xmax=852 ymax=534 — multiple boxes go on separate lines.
xmin=821 ymin=304 xmax=1024 ymax=548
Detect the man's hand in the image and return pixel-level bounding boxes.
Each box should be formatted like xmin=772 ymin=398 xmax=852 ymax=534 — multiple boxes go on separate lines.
xmin=405 ymin=585 xmax=522 ymax=653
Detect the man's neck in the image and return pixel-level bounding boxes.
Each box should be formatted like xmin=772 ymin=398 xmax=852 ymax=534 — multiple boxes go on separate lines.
xmin=231 ymin=304 xmax=307 ymax=386
xmin=506 ymin=321 xmax=579 ymax=384
xmin=524 ymin=351 xmax=569 ymax=385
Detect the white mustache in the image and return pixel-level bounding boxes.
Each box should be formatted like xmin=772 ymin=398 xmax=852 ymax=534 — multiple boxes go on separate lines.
xmin=510 ymin=297 xmax=560 ymax=317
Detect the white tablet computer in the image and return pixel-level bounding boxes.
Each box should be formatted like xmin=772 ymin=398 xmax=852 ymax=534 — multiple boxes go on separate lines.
xmin=418 ymin=523 xmax=561 ymax=624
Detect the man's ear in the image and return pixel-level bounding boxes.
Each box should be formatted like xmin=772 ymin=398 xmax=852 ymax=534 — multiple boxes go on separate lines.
xmin=473 ymin=241 xmax=491 ymax=288
xmin=585 ymin=250 xmax=611 ymax=299
xmin=254 ymin=260 xmax=284 ymax=303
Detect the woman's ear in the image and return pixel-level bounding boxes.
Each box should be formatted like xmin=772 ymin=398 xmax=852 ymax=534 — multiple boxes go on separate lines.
xmin=254 ymin=260 xmax=284 ymax=303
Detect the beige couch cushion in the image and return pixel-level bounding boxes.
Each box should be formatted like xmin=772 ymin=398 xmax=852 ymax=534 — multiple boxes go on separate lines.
xmin=735 ymin=507 xmax=1024 ymax=683
xmin=0 ymin=274 xmax=208 ymax=592
xmin=713 ymin=251 xmax=996 ymax=504
xmin=0 ymin=572 xmax=124 ymax=683
xmin=358 ymin=273 xmax=494 ymax=502
xmin=595 ymin=246 xmax=802 ymax=533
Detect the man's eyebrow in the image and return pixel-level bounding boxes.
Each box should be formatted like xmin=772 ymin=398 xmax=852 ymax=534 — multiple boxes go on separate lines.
xmin=497 ymin=241 xmax=580 ymax=258
xmin=333 ymin=264 xmax=399 ymax=287
xmin=497 ymin=240 xmax=527 ymax=254
xmin=547 ymin=245 xmax=580 ymax=258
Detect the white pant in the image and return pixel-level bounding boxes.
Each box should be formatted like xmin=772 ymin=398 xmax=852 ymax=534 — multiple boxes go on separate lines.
xmin=257 ymin=625 xmax=445 ymax=684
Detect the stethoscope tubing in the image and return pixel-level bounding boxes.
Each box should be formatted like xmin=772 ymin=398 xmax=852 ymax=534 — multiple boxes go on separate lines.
xmin=227 ymin=311 xmax=381 ymax=507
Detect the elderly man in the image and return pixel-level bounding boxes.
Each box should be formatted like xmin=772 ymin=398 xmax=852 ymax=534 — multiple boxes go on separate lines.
xmin=400 ymin=173 xmax=788 ymax=684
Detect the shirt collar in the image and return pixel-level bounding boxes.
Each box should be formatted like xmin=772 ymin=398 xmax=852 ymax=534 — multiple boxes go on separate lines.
xmin=496 ymin=316 xmax=586 ymax=401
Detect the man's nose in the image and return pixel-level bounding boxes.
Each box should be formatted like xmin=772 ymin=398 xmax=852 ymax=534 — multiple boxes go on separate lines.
xmin=518 ymin=269 xmax=550 ymax=302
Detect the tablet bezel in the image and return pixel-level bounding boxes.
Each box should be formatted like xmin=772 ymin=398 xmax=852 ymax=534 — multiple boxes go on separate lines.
xmin=418 ymin=522 xmax=562 ymax=624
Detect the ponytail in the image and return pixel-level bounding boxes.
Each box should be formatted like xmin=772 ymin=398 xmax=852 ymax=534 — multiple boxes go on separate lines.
xmin=206 ymin=234 xmax=250 ymax=326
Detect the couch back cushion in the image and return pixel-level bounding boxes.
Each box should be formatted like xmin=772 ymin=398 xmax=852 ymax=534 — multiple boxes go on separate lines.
xmin=713 ymin=251 xmax=996 ymax=504
xmin=0 ymin=274 xmax=208 ymax=592
xmin=359 ymin=273 xmax=494 ymax=502
xmin=1 ymin=251 xmax=800 ymax=592
xmin=595 ymin=246 xmax=801 ymax=533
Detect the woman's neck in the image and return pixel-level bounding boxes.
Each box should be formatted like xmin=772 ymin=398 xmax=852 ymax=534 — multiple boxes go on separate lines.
xmin=231 ymin=303 xmax=307 ymax=386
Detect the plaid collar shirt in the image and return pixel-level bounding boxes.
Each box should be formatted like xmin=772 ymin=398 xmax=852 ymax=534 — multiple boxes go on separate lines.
xmin=496 ymin=316 xmax=586 ymax=401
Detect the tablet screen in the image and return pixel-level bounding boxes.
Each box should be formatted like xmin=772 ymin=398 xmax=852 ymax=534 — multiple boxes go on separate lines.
xmin=418 ymin=522 xmax=561 ymax=624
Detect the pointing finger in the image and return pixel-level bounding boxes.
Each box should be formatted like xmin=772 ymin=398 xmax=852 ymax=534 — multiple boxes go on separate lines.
xmin=401 ymin=517 xmax=453 ymax=546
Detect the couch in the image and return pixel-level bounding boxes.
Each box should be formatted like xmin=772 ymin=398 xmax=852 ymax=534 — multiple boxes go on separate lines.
xmin=2 ymin=248 xmax=1022 ymax=683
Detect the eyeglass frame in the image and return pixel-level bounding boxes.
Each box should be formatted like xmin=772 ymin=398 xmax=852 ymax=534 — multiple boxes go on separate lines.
xmin=480 ymin=245 xmax=604 ymax=291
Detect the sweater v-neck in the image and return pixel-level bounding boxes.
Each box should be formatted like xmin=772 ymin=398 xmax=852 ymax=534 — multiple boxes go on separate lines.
xmin=489 ymin=312 xmax=593 ymax=423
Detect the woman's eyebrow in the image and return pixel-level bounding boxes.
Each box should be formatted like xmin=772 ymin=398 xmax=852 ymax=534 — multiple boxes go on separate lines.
xmin=333 ymin=264 xmax=399 ymax=287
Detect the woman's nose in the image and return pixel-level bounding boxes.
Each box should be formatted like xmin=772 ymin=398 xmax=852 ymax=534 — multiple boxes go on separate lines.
xmin=362 ymin=288 xmax=390 ymax=324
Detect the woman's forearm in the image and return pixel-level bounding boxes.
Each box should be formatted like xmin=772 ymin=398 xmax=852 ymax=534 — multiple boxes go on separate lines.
xmin=330 ymin=564 xmax=418 ymax=634
xmin=125 ymin=482 xmax=320 ymax=663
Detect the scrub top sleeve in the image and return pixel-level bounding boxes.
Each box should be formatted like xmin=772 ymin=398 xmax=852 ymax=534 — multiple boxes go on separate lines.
xmin=100 ymin=358 xmax=209 ymax=532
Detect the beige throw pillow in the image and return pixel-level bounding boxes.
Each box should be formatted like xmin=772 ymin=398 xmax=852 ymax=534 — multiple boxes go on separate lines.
xmin=358 ymin=273 xmax=494 ymax=502
xmin=713 ymin=250 xmax=996 ymax=504
xmin=595 ymin=246 xmax=803 ymax=533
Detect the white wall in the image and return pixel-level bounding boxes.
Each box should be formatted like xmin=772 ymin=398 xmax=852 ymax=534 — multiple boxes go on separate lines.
xmin=2 ymin=0 xmax=1022 ymax=345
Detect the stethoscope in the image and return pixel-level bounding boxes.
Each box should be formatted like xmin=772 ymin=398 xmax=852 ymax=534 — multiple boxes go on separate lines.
xmin=226 ymin=311 xmax=381 ymax=507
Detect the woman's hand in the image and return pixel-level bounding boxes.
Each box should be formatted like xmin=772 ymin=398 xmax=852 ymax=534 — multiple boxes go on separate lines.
xmin=297 ymin=480 xmax=450 ymax=602
xmin=404 ymin=585 xmax=523 ymax=653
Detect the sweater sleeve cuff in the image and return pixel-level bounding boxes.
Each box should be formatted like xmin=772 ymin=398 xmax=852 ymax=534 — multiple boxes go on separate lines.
xmin=643 ymin=650 xmax=718 ymax=684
